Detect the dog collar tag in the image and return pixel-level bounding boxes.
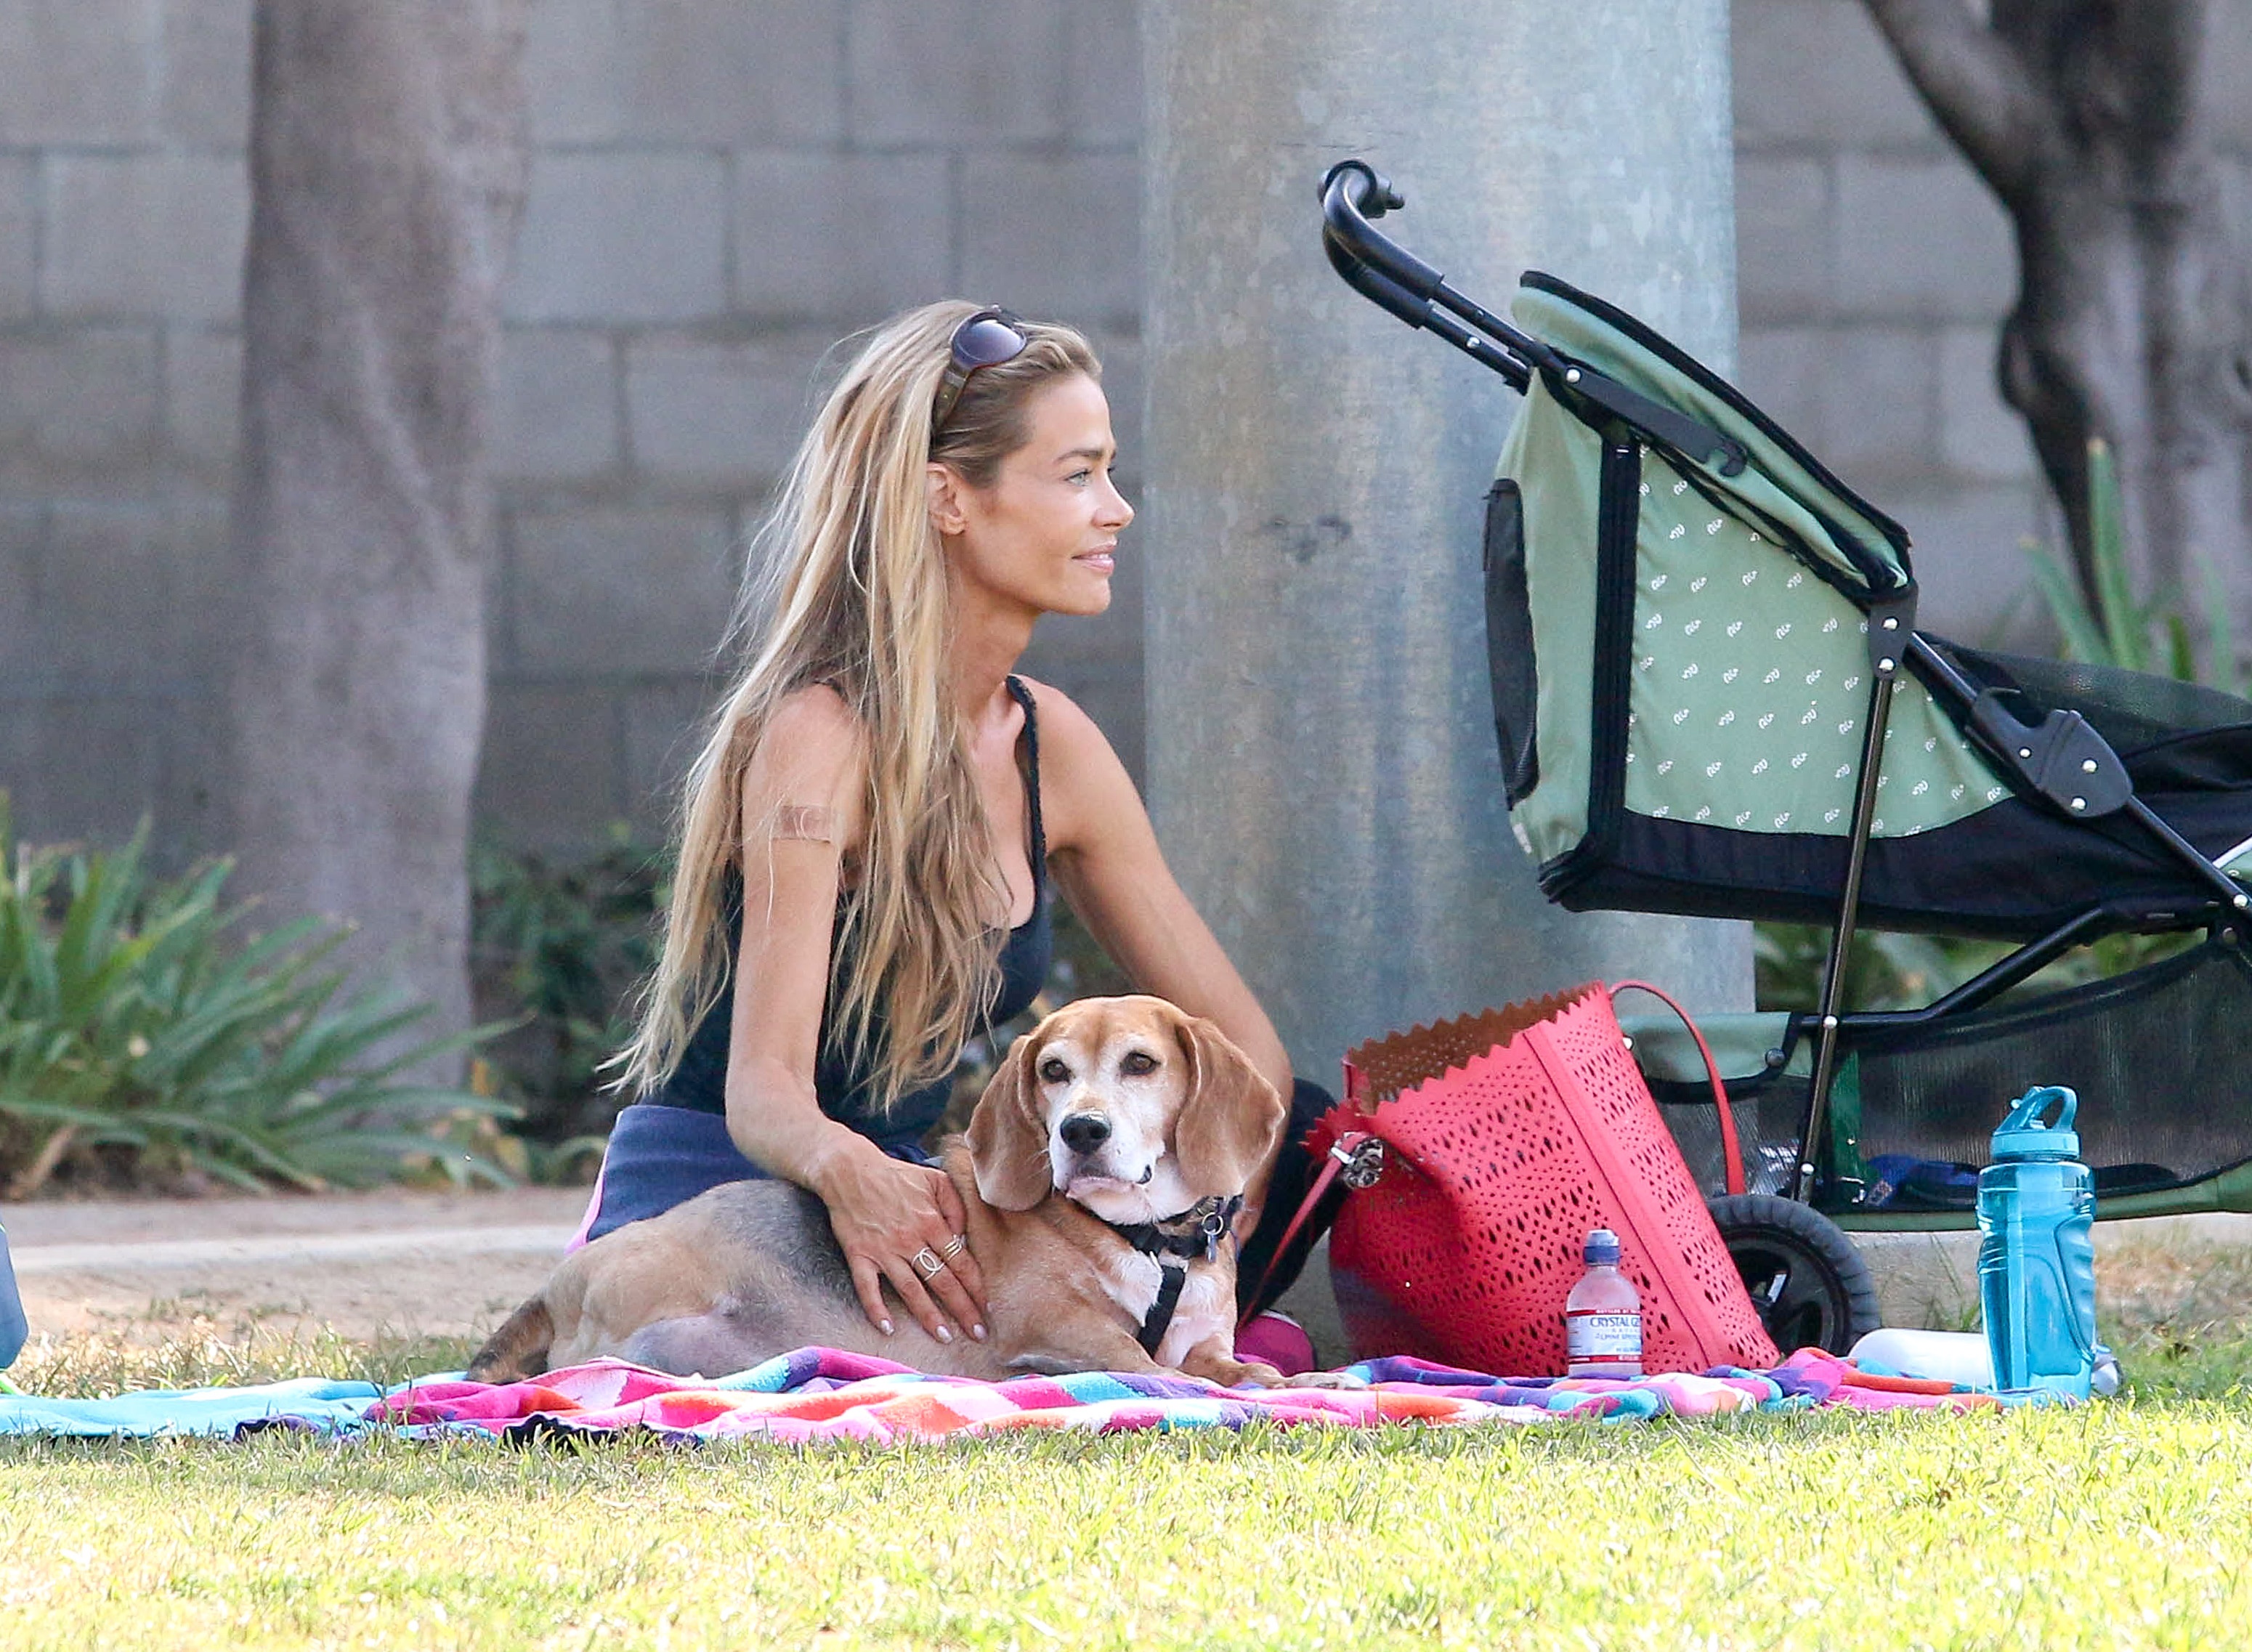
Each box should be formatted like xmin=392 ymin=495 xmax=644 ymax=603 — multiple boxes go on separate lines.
xmin=1199 ymin=1208 xmax=1226 ymax=1256
xmin=1196 ymin=1194 xmax=1243 ymax=1262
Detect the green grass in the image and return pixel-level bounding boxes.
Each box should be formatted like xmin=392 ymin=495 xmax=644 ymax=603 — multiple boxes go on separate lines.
xmin=3 ymin=1325 xmax=2251 ymax=1650
xmin=2 ymin=1321 xmax=481 ymax=1405
xmin=4 ymin=1396 xmax=2251 ymax=1649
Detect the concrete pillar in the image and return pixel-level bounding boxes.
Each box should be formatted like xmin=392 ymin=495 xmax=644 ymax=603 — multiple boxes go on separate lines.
xmin=1143 ymin=1 xmax=1753 ymax=1080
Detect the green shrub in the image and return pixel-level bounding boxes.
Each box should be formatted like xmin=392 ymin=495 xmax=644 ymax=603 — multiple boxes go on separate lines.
xmin=0 ymin=803 xmax=513 ymax=1197
xmin=1751 ymin=923 xmax=1993 ymax=1013
xmin=2023 ymin=437 xmax=2248 ymax=695
xmin=468 ymin=830 xmax=666 ymax=1163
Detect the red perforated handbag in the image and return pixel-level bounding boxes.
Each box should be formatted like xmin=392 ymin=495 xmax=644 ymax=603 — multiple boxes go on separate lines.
xmin=1258 ymin=981 xmax=1780 ymax=1376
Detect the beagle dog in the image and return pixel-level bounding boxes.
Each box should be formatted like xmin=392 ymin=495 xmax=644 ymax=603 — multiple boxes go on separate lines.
xmin=466 ymin=995 xmax=1337 ymax=1388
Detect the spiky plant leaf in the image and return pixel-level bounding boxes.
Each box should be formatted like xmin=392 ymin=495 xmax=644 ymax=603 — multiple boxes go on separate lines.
xmin=0 ymin=803 xmax=517 ymax=1194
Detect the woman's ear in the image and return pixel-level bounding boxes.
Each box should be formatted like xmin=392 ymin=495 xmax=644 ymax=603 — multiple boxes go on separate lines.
xmin=1170 ymin=1011 xmax=1285 ymax=1199
xmin=926 ymin=462 xmax=970 ymax=538
xmin=966 ymin=1030 xmax=1054 ymax=1210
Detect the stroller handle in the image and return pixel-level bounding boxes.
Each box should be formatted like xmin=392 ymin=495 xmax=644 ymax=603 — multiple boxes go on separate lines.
xmin=1320 ymin=161 xmax=1751 ymax=477
xmin=1319 ymin=160 xmax=1547 ymax=392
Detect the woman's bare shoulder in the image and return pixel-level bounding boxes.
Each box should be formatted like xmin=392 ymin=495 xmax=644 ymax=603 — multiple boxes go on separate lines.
xmin=1009 ymin=675 xmax=1140 ymax=852
xmin=742 ymin=684 xmax=869 ymax=812
xmin=1010 ymin=675 xmax=1115 ymax=764
xmin=763 ymin=681 xmax=862 ymax=747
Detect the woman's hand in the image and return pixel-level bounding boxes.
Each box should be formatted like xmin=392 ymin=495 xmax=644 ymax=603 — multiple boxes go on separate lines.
xmin=810 ymin=1138 xmax=988 ymax=1343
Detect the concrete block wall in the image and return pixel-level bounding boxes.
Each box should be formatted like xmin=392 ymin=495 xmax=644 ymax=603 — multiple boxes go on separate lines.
xmin=485 ymin=0 xmax=1145 ymax=851
xmin=0 ymin=0 xmax=1144 ymax=858
xmin=6 ymin=0 xmax=2250 ymax=862
xmin=0 ymin=0 xmax=251 ymax=853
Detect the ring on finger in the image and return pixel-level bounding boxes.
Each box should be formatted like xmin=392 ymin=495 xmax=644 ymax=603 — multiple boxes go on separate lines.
xmin=941 ymin=1233 xmax=967 ymax=1260
xmin=911 ymin=1244 xmax=945 ymax=1280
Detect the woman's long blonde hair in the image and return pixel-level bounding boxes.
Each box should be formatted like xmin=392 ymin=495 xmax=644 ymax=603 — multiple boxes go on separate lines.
xmin=616 ymin=301 xmax=1101 ymax=1110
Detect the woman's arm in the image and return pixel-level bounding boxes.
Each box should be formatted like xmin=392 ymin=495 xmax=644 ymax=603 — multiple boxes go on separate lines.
xmin=721 ymin=687 xmax=987 ymax=1343
xmin=1022 ymin=680 xmax=1293 ymax=1102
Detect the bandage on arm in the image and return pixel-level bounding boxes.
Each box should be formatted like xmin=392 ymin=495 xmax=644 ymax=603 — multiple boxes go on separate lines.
xmin=769 ymin=804 xmax=839 ymax=843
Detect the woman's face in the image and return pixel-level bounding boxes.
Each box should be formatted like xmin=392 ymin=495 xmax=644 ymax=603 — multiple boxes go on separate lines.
xmin=938 ymin=372 xmax=1133 ymax=622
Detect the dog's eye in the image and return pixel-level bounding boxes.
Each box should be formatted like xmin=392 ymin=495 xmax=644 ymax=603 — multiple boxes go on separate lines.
xmin=1039 ymin=1056 xmax=1071 ymax=1084
xmin=1119 ymin=1050 xmax=1158 ymax=1076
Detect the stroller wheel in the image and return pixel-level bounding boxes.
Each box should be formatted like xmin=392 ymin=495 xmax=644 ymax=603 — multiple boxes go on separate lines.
xmin=1706 ymin=1194 xmax=1880 ymax=1357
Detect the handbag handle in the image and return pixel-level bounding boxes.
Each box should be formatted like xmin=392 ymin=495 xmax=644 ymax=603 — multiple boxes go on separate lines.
xmin=1609 ymin=979 xmax=1748 ymax=1197
xmin=1237 ymin=1127 xmax=1375 ymax=1331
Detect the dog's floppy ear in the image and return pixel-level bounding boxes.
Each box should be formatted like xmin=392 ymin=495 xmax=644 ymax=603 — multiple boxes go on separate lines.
xmin=966 ymin=1027 xmax=1055 ymax=1210
xmin=1170 ymin=1009 xmax=1285 ymax=1199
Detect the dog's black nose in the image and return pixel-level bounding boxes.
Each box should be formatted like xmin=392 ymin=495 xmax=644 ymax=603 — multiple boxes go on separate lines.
xmin=1058 ymin=1112 xmax=1111 ymax=1156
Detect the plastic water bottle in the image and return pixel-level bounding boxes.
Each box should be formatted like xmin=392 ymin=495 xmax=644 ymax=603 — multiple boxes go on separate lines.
xmin=0 ymin=1220 xmax=26 ymax=1372
xmin=1565 ymin=1228 xmax=1643 ymax=1377
xmin=1977 ymin=1085 xmax=2098 ymax=1398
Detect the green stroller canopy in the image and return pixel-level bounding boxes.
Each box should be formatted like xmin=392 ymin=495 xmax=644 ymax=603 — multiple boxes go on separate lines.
xmin=1488 ymin=272 xmax=2252 ymax=940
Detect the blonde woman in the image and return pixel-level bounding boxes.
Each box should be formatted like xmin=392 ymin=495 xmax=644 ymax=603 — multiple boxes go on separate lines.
xmin=580 ymin=304 xmax=1327 ymax=1363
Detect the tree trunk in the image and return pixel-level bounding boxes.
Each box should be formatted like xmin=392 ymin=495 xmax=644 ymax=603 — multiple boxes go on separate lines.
xmin=225 ymin=1 xmax=530 ymax=1068
xmin=1865 ymin=0 xmax=2252 ymax=616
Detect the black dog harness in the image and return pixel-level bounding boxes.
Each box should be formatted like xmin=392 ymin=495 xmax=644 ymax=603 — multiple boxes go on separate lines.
xmin=1105 ymin=1194 xmax=1244 ymax=1356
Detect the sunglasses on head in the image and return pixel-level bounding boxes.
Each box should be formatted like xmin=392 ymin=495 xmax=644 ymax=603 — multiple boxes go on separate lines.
xmin=931 ymin=307 xmax=1029 ymax=435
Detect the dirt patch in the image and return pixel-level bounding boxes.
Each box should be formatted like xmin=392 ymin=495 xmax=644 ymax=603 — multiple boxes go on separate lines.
xmin=2094 ymin=1220 xmax=2252 ymax=1340
xmin=1854 ymin=1213 xmax=2252 ymax=1335
xmin=4 ymin=1187 xmax=588 ymax=1347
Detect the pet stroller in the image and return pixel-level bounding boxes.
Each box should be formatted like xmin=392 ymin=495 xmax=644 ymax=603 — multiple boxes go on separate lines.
xmin=1319 ymin=161 xmax=2252 ymax=1353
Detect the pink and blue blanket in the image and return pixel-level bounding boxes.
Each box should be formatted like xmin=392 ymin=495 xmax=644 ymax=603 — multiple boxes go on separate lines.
xmin=0 ymin=1347 xmax=1999 ymax=1442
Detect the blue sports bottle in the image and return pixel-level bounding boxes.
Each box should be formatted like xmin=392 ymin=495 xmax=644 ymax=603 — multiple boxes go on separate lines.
xmin=1977 ymin=1085 xmax=2097 ymax=1398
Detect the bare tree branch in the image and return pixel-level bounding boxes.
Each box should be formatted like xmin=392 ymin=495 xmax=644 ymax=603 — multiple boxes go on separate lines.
xmin=1862 ymin=0 xmax=2049 ymax=201
xmin=1866 ymin=0 xmax=2252 ymax=626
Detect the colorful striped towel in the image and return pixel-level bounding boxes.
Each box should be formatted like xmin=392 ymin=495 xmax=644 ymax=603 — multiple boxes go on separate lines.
xmin=370 ymin=1346 xmax=2003 ymax=1444
xmin=0 ymin=1347 xmax=2008 ymax=1442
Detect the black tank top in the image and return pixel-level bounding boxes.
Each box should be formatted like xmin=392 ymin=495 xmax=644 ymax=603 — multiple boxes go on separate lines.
xmin=639 ymin=676 xmax=1056 ymax=1150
